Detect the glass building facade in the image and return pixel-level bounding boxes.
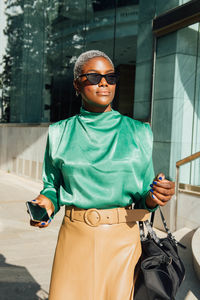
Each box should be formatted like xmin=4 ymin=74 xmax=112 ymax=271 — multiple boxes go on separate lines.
xmin=1 ymin=0 xmax=139 ymax=123
xmin=153 ymin=21 xmax=200 ymax=185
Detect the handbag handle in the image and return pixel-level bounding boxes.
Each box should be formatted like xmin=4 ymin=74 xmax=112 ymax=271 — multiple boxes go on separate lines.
xmin=139 ymin=207 xmax=186 ymax=249
xmin=151 ymin=207 xmax=169 ymax=232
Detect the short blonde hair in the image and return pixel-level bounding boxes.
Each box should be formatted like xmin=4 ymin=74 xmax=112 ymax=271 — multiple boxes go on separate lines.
xmin=73 ymin=50 xmax=114 ymax=79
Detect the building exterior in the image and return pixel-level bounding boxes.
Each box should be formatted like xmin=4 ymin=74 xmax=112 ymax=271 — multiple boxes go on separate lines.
xmin=0 ymin=0 xmax=200 ymax=230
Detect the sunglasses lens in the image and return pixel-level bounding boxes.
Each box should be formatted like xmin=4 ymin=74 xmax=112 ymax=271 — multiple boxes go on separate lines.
xmin=106 ymin=73 xmax=118 ymax=84
xmin=85 ymin=73 xmax=119 ymax=84
xmin=86 ymin=74 xmax=101 ymax=84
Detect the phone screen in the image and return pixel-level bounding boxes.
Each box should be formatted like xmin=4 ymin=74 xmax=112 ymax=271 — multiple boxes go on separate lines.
xmin=26 ymin=201 xmax=49 ymax=222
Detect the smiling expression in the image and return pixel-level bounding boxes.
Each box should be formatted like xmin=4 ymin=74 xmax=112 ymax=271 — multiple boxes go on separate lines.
xmin=74 ymin=57 xmax=116 ymax=112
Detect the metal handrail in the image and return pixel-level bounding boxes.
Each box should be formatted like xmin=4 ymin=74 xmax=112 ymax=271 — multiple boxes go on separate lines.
xmin=175 ymin=151 xmax=200 ymax=229
xmin=176 ymin=151 xmax=200 ymax=167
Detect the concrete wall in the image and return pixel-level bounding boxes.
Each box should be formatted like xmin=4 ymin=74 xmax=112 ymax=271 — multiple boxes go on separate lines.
xmin=153 ymin=189 xmax=200 ymax=232
xmin=0 ymin=124 xmax=49 ymax=182
xmin=177 ymin=190 xmax=200 ymax=230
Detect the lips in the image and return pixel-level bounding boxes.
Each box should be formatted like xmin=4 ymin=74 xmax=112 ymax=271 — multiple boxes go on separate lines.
xmin=96 ymin=91 xmax=110 ymax=96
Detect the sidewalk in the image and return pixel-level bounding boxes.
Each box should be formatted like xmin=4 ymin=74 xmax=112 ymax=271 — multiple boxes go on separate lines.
xmin=0 ymin=170 xmax=199 ymax=300
xmin=0 ymin=171 xmax=64 ymax=300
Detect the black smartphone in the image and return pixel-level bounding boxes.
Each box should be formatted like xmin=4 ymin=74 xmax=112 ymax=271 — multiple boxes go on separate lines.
xmin=26 ymin=201 xmax=49 ymax=222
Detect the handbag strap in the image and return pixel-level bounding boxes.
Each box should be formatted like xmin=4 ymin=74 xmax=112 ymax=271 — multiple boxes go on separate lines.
xmin=150 ymin=206 xmax=165 ymax=227
xmin=139 ymin=207 xmax=186 ymax=249
xmin=150 ymin=210 xmax=155 ymax=226
xmin=158 ymin=207 xmax=186 ymax=248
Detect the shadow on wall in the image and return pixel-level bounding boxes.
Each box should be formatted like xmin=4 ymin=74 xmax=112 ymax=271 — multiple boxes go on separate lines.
xmin=0 ymin=254 xmax=48 ymax=300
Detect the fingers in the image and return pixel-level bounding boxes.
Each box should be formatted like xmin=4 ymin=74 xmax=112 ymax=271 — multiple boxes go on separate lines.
xmin=152 ymin=180 xmax=175 ymax=189
xmin=149 ymin=191 xmax=167 ymax=207
xmin=31 ymin=199 xmax=38 ymax=204
xmin=150 ymin=184 xmax=175 ymax=196
xmin=156 ymin=173 xmax=165 ymax=181
xmin=29 ymin=199 xmax=52 ymax=228
xmin=152 ymin=190 xmax=171 ymax=202
xmin=31 ymin=198 xmax=46 ymax=209
xmin=30 ymin=218 xmax=51 ymax=228
xmin=149 ymin=173 xmax=175 ymax=206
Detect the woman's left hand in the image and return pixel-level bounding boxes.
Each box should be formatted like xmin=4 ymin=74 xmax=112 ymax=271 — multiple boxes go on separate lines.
xmin=146 ymin=173 xmax=175 ymax=208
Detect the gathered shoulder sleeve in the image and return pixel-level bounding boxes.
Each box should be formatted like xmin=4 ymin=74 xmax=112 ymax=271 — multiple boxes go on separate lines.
xmin=40 ymin=122 xmax=65 ymax=217
xmin=133 ymin=122 xmax=158 ymax=212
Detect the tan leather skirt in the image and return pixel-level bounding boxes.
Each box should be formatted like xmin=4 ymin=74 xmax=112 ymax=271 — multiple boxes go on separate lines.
xmin=48 ymin=206 xmax=149 ymax=300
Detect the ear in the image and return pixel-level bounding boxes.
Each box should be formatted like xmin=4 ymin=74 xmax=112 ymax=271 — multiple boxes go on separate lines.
xmin=73 ymin=79 xmax=81 ymax=96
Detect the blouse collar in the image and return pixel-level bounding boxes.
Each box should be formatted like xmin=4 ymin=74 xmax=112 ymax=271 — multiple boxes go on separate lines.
xmin=80 ymin=106 xmax=114 ymax=116
xmin=78 ymin=105 xmax=121 ymax=128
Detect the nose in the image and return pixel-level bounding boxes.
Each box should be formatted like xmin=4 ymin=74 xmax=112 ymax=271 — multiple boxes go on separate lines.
xmin=98 ymin=76 xmax=108 ymax=87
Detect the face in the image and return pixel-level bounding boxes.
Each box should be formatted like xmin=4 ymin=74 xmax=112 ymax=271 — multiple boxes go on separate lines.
xmin=74 ymin=57 xmax=116 ymax=112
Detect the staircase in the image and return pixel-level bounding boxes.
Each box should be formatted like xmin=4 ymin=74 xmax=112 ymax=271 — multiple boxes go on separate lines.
xmin=175 ymin=152 xmax=200 ymax=288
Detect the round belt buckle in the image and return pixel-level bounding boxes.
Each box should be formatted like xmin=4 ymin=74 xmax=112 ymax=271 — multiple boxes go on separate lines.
xmin=84 ymin=208 xmax=101 ymax=227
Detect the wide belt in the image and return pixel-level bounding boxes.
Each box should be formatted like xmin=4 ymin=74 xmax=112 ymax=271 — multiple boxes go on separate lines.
xmin=65 ymin=206 xmax=150 ymax=227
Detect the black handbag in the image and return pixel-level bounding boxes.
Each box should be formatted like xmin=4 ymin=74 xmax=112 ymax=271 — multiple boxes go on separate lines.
xmin=134 ymin=207 xmax=186 ymax=300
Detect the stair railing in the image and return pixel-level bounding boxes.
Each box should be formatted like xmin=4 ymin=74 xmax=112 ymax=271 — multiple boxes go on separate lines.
xmin=175 ymin=151 xmax=200 ymax=229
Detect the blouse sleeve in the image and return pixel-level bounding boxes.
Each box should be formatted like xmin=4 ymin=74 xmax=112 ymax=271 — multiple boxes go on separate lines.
xmin=134 ymin=123 xmax=158 ymax=212
xmin=40 ymin=128 xmax=61 ymax=217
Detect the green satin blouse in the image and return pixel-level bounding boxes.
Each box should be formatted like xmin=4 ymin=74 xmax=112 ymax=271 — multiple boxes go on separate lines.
xmin=40 ymin=106 xmax=157 ymax=217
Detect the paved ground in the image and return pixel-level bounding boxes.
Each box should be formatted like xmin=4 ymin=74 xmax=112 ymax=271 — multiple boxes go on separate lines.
xmin=0 ymin=170 xmax=199 ymax=300
xmin=0 ymin=171 xmax=64 ymax=300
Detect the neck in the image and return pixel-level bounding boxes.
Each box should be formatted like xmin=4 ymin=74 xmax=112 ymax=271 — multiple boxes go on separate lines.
xmin=82 ymin=102 xmax=112 ymax=113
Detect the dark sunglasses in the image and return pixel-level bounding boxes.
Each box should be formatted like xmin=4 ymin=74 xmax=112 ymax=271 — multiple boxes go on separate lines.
xmin=78 ymin=72 xmax=119 ymax=85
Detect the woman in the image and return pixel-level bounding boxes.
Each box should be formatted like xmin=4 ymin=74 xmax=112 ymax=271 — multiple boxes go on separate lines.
xmin=31 ymin=50 xmax=175 ymax=300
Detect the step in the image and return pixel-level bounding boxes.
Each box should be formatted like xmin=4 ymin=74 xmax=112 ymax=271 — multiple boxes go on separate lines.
xmin=191 ymin=227 xmax=200 ymax=282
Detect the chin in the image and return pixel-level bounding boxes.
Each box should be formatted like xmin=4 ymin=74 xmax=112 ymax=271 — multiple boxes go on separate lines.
xmin=95 ymin=101 xmax=112 ymax=108
xmin=97 ymin=97 xmax=113 ymax=105
xmin=82 ymin=95 xmax=114 ymax=108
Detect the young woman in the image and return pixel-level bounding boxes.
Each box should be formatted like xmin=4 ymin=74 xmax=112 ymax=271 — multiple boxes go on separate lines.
xmin=30 ymin=50 xmax=175 ymax=300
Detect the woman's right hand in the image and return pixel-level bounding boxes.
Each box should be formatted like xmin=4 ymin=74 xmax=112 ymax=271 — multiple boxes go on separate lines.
xmin=30 ymin=194 xmax=55 ymax=228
